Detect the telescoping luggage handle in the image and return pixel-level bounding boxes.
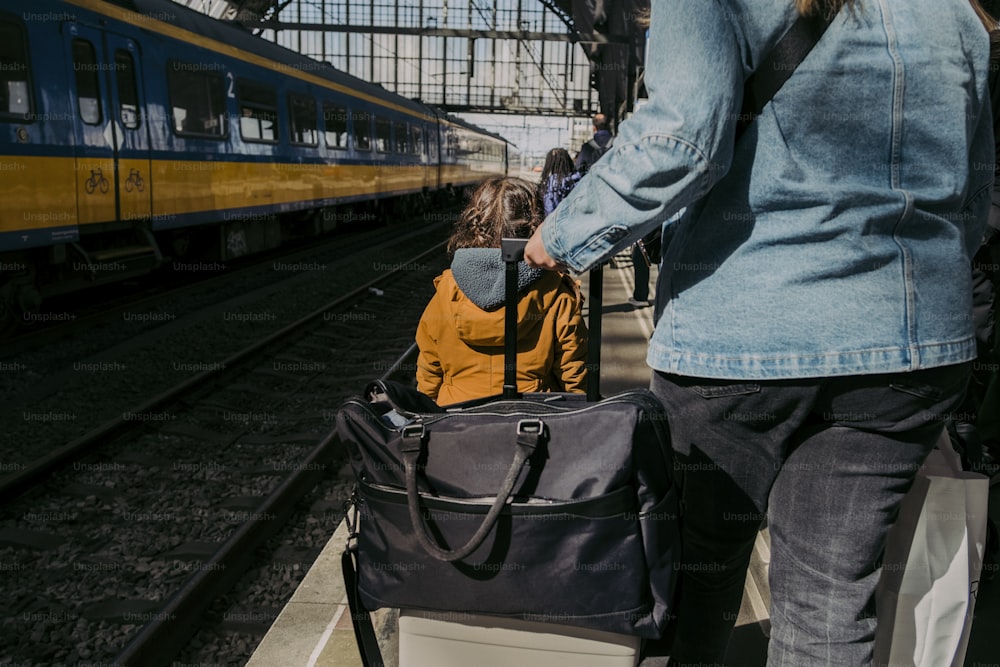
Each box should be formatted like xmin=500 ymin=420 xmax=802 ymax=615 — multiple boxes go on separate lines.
xmin=500 ymin=238 xmax=602 ymax=401
xmin=500 ymin=238 xmax=523 ymax=400
xmin=402 ymin=418 xmax=544 ymax=561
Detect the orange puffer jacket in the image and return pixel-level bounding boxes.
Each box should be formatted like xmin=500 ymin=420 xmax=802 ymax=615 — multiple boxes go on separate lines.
xmin=416 ymin=268 xmax=588 ymax=405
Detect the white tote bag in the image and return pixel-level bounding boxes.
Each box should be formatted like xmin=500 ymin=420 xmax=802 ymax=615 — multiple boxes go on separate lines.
xmin=874 ymin=429 xmax=990 ymax=667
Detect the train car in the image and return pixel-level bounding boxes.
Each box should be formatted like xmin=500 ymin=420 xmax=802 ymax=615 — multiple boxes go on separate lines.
xmin=0 ymin=0 xmax=512 ymax=329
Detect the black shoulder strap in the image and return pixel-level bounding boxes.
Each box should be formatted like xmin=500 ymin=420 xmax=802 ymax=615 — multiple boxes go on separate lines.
xmin=987 ymin=30 xmax=1000 ymax=235
xmin=736 ymin=11 xmax=836 ymax=140
xmin=342 ymin=548 xmax=386 ymax=667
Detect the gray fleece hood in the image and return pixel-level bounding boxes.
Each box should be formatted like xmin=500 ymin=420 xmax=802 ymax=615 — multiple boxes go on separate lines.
xmin=450 ymin=248 xmax=545 ymax=310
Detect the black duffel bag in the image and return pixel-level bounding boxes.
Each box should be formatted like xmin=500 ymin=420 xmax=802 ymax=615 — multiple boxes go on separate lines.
xmin=337 ymin=380 xmax=678 ymax=639
xmin=337 ymin=242 xmax=678 ymax=657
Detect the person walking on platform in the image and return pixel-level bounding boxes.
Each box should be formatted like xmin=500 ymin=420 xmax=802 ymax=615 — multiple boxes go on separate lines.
xmin=525 ymin=1 xmax=995 ymax=665
xmin=416 ymin=176 xmax=588 ymax=405
xmin=574 ymin=113 xmax=614 ymax=175
xmin=629 ymin=228 xmax=660 ymax=308
xmin=538 ymin=147 xmax=582 ymax=216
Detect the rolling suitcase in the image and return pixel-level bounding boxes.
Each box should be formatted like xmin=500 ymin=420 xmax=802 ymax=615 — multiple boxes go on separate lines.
xmin=398 ymin=611 xmax=641 ymax=667
xmin=338 ymin=239 xmax=678 ymax=667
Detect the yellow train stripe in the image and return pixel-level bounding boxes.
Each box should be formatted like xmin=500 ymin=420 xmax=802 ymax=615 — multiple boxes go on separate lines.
xmin=151 ymin=161 xmax=438 ymax=217
xmin=0 ymin=155 xmax=77 ymax=233
xmin=0 ymin=154 xmax=501 ymax=234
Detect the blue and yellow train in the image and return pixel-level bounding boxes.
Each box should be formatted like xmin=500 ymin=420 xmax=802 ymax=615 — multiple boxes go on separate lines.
xmin=0 ymin=0 xmax=516 ymax=327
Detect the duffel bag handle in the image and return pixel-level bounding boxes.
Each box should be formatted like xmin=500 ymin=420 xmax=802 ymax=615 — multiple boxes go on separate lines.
xmin=402 ymin=419 xmax=543 ymax=562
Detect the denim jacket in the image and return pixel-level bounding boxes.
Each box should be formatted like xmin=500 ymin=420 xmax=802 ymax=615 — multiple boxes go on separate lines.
xmin=541 ymin=0 xmax=994 ymax=379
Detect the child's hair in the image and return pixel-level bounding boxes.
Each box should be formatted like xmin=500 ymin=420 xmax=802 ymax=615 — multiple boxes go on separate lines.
xmin=448 ymin=177 xmax=541 ymax=253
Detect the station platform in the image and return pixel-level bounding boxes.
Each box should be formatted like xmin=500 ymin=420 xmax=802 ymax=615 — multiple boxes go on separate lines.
xmin=245 ymin=251 xmax=1000 ymax=667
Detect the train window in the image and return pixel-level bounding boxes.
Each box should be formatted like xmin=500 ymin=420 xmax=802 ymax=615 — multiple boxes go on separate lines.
xmin=72 ymin=40 xmax=102 ymax=125
xmin=289 ymin=94 xmax=318 ymax=146
xmin=239 ymin=80 xmax=277 ymax=143
xmin=115 ymin=50 xmax=140 ymax=129
xmin=0 ymin=20 xmax=31 ymax=119
xmin=354 ymin=111 xmax=372 ymax=151
xmin=394 ymin=121 xmax=408 ymax=154
xmin=322 ymin=103 xmax=348 ymax=149
xmin=427 ymin=125 xmax=440 ymax=160
xmin=168 ymin=62 xmax=227 ymax=138
xmin=375 ymin=117 xmax=391 ymax=153
xmin=411 ymin=126 xmax=423 ymax=157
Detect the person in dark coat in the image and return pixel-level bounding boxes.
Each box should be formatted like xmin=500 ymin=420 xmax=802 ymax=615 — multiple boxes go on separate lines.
xmin=574 ymin=113 xmax=614 ymax=174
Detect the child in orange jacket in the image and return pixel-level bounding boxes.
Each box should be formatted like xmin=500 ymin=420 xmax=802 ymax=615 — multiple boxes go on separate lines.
xmin=416 ymin=176 xmax=588 ymax=405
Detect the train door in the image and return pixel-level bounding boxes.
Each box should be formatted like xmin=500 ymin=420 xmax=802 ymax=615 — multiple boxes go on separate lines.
xmin=106 ymin=34 xmax=152 ymax=224
xmin=64 ymin=23 xmax=152 ymax=227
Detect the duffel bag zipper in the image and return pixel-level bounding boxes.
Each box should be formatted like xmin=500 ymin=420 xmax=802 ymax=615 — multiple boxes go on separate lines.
xmin=342 ymin=389 xmax=673 ymax=464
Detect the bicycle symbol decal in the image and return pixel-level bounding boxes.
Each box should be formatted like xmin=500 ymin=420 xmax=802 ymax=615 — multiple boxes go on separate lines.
xmin=125 ymin=168 xmax=145 ymax=193
xmin=84 ymin=167 xmax=110 ymax=195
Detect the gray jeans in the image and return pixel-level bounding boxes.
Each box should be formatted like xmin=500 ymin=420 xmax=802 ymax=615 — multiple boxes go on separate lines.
xmin=651 ymin=363 xmax=970 ymax=667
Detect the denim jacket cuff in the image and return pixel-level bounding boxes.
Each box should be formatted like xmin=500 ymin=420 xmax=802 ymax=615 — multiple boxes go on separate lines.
xmin=541 ymin=212 xmax=583 ymax=273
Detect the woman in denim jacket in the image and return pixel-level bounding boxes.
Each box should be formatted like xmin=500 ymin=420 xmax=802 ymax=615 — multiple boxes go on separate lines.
xmin=526 ymin=0 xmax=995 ymax=665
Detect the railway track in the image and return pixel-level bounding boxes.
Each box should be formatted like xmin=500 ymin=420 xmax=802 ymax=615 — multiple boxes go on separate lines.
xmin=1 ymin=210 xmax=454 ymax=355
xmin=0 ymin=232 xmax=449 ymax=666
xmin=0 ymin=221 xmax=452 ymax=472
